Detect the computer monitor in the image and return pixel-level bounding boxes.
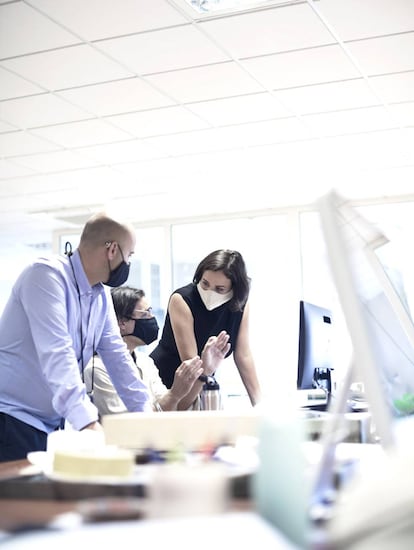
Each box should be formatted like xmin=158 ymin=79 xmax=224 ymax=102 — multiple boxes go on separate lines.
xmin=297 ymin=300 xmax=333 ymax=392
xmin=317 ymin=190 xmax=414 ymax=450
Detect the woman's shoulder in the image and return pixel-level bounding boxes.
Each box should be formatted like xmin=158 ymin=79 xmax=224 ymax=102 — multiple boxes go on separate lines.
xmin=172 ymin=283 xmax=195 ymax=299
xmin=170 ymin=283 xmax=200 ymax=314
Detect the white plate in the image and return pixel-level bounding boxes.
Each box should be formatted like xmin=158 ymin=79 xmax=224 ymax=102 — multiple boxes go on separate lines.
xmin=26 ymin=451 xmax=155 ymax=485
xmin=26 ymin=447 xmax=257 ymax=485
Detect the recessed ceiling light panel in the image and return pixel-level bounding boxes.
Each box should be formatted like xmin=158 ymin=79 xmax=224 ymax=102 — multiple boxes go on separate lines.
xmin=171 ymin=0 xmax=304 ymax=19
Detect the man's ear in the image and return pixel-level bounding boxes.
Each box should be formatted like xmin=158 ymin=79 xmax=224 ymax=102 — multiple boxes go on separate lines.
xmin=105 ymin=241 xmax=117 ymax=258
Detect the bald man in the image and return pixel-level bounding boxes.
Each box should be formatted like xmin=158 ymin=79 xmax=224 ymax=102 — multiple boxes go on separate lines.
xmin=0 ymin=213 xmax=151 ymax=462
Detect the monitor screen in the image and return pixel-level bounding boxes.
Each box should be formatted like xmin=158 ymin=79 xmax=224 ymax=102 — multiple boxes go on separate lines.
xmin=297 ymin=300 xmax=333 ymax=391
xmin=317 ymin=190 xmax=414 ymax=448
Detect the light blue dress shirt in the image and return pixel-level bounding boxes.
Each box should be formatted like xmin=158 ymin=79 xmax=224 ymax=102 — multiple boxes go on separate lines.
xmin=0 ymin=249 xmax=151 ymax=433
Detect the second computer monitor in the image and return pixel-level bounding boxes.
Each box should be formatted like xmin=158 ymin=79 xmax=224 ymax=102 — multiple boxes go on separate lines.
xmin=297 ymin=300 xmax=333 ymax=391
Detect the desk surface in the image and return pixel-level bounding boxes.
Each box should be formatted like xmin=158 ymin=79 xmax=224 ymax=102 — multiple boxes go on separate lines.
xmin=0 ymin=511 xmax=299 ymax=549
xmin=0 ymin=459 xmax=76 ymax=531
xmin=0 ymin=460 xmax=298 ymax=549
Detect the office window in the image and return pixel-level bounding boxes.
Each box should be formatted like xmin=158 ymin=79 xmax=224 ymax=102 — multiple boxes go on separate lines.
xmin=129 ymin=227 xmax=166 ymax=340
xmin=300 ymin=211 xmax=337 ymax=307
xmin=0 ymin=243 xmax=52 ymax=316
xmin=59 ymin=234 xmax=80 ymax=252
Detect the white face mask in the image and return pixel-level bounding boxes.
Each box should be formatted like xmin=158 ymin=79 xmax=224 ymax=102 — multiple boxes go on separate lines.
xmin=197 ymin=282 xmax=233 ymax=311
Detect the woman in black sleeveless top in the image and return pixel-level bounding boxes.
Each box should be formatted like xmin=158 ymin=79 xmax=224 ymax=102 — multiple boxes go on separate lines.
xmin=150 ymin=249 xmax=261 ymax=406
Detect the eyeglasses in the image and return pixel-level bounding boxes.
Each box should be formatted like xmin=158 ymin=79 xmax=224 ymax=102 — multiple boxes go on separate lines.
xmin=127 ymin=307 xmax=153 ymax=320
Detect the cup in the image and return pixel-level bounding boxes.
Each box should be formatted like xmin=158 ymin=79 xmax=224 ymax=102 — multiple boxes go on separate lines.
xmin=147 ymin=462 xmax=230 ymax=518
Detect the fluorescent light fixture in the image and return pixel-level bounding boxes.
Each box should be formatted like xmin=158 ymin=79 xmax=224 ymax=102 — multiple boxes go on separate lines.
xmin=176 ymin=0 xmax=302 ymax=16
xmin=190 ymin=0 xmax=279 ymax=13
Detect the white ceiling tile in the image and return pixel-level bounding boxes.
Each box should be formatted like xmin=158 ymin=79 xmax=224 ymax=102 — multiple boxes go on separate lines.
xmin=2 ymin=45 xmax=133 ymax=90
xmin=352 ymin=166 xmax=414 ymax=201
xmin=243 ymin=44 xmax=360 ymax=91
xmin=65 ymin=166 xmax=144 ymax=196
xmin=14 ymin=150 xmax=101 ymax=173
xmin=303 ymin=106 xmax=398 ymax=137
xmin=0 ymin=159 xmax=36 ymax=179
xmin=0 ymin=93 xmax=91 ymax=129
xmin=31 ymin=119 xmax=131 ymax=148
xmin=245 ymin=141 xmax=326 ymax=172
xmin=274 ymin=79 xmax=380 ymax=114
xmin=0 ymin=2 xmax=79 ymax=59
xmin=220 ymin=117 xmax=309 ymax=146
xmin=144 ymin=129 xmax=234 ymax=157
xmin=116 ymin=158 xmax=178 ymax=182
xmin=348 ymin=33 xmax=414 ymax=76
xmin=319 ymin=129 xmax=411 ymax=172
xmin=200 ymin=3 xmax=334 ymax=59
xmin=317 ymin=0 xmax=414 ymax=42
xmin=398 ymin=127 xmax=414 ymax=156
xmin=78 ymin=140 xmax=165 ymax=164
xmin=388 ymin=102 xmax=414 ymax=127
xmin=106 ymin=147 xmax=274 ymax=185
xmin=57 ymin=78 xmax=175 ymax=117
xmin=187 ymin=92 xmax=291 ymax=125
xmin=107 ymin=106 xmax=210 ymax=138
xmin=98 ymin=25 xmax=229 ymax=75
xmin=108 ymin=178 xmax=170 ymax=197
xmin=0 ymin=120 xmax=15 ymax=133
xmin=16 ymin=167 xmax=131 ymax=203
xmin=29 ymin=0 xmax=188 ymax=41
xmin=25 ymin=187 xmax=105 ymax=214
xmin=370 ymin=72 xmax=414 ymax=104
xmin=114 ymin=156 xmax=180 ymax=180
xmin=0 ymin=131 xmax=60 ymax=157
xmin=0 ymin=191 xmax=67 ymax=214
xmin=145 ymin=117 xmax=308 ymax=156
xmin=0 ymin=0 xmax=413 ymax=249
xmin=3 ymin=167 xmax=118 ymax=196
xmin=147 ymin=62 xmax=264 ymax=103
xmin=170 ymin=149 xmax=249 ymax=177
xmin=0 ymin=67 xmax=44 ymax=101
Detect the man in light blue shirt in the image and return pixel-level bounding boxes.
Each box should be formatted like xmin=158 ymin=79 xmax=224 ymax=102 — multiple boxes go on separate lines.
xmin=0 ymin=213 xmax=151 ymax=462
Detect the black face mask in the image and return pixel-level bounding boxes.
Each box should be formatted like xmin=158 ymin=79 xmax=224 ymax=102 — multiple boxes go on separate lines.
xmin=106 ymin=245 xmax=130 ymax=287
xmin=106 ymin=261 xmax=130 ymax=287
xmin=128 ymin=317 xmax=159 ymax=345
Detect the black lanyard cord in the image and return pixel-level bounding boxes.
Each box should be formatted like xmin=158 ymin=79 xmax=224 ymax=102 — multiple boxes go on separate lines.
xmin=66 ymin=243 xmax=86 ymax=382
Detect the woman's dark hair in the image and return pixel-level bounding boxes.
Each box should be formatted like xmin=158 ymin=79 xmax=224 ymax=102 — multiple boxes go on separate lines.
xmin=110 ymin=286 xmax=145 ymax=321
xmin=192 ymin=249 xmax=250 ymax=312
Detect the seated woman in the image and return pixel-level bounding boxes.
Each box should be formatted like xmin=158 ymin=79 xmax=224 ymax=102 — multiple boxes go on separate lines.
xmin=84 ymin=286 xmax=230 ymax=416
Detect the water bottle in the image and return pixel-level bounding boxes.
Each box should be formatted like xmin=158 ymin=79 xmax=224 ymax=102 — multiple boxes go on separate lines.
xmin=200 ymin=376 xmax=222 ymax=410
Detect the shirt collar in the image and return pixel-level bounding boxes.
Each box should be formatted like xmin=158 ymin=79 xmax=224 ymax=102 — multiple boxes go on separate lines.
xmin=70 ymin=249 xmax=102 ymax=297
